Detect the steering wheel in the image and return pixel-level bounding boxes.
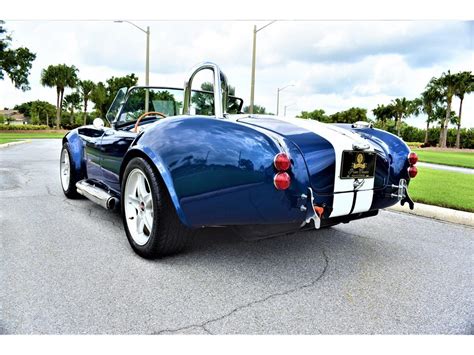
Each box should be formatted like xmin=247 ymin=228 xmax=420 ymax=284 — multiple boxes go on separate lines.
xmin=133 ymin=111 xmax=167 ymax=133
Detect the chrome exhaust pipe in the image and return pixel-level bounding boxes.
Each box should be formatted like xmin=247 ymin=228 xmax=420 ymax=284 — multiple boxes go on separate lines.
xmin=76 ymin=180 xmax=119 ymax=210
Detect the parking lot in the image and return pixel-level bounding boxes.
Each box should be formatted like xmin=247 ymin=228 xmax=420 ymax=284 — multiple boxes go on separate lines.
xmin=0 ymin=140 xmax=472 ymax=334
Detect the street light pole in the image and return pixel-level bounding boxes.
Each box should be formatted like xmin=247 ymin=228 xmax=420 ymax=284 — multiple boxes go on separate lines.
xmin=249 ymin=25 xmax=257 ymax=114
xmin=249 ymin=21 xmax=276 ymax=114
xmin=284 ymin=103 xmax=296 ymax=117
xmin=145 ymin=26 xmax=150 ymax=112
xmin=276 ymin=84 xmax=294 ymax=116
xmin=114 ymin=20 xmax=151 ymax=111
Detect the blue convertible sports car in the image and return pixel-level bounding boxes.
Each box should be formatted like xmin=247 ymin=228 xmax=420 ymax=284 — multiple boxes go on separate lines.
xmin=60 ymin=62 xmax=418 ymax=258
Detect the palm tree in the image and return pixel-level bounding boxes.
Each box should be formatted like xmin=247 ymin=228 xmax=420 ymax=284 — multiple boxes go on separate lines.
xmin=453 ymin=71 xmax=474 ymax=148
xmin=390 ymin=97 xmax=413 ymax=137
xmin=372 ymin=104 xmax=394 ymax=130
xmin=416 ymin=84 xmax=442 ymax=144
xmin=63 ymin=92 xmax=81 ymax=125
xmin=434 ymin=70 xmax=457 ymax=148
xmin=79 ymin=80 xmax=95 ymax=126
xmin=40 ymin=64 xmax=79 ymax=129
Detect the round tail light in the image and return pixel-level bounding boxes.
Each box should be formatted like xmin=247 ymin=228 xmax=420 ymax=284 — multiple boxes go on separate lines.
xmin=408 ymin=165 xmax=418 ymax=178
xmin=274 ymin=153 xmax=291 ymax=171
xmin=274 ymin=172 xmax=291 ymax=190
xmin=408 ymin=152 xmax=418 ymax=165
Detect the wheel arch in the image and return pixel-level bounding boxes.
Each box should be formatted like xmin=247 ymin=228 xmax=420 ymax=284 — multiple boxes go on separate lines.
xmin=62 ymin=130 xmax=87 ymax=181
xmin=119 ymin=147 xmax=191 ymax=228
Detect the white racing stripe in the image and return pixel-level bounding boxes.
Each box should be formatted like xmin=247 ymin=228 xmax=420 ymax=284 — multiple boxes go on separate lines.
xmin=275 ymin=117 xmax=375 ymax=218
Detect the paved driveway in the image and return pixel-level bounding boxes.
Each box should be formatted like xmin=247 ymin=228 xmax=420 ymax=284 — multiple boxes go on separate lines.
xmin=0 ymin=140 xmax=472 ymax=334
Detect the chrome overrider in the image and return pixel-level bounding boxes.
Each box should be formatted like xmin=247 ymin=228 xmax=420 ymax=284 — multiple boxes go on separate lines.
xmin=390 ymin=178 xmax=415 ymax=210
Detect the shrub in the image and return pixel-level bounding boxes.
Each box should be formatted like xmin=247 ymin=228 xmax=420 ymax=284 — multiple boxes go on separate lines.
xmin=0 ymin=124 xmax=49 ymax=130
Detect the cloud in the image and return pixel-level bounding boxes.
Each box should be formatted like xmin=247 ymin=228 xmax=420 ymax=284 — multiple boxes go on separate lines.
xmin=0 ymin=20 xmax=472 ymax=128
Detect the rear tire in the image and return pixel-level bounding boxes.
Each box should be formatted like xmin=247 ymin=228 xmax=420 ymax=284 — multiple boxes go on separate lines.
xmin=121 ymin=157 xmax=192 ymax=258
xmin=60 ymin=143 xmax=81 ymax=199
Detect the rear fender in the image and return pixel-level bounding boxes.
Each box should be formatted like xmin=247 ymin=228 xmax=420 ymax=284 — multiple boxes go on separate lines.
xmin=119 ymin=147 xmax=191 ymax=227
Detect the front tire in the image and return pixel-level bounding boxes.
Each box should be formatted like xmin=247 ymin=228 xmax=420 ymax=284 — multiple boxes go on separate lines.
xmin=60 ymin=143 xmax=80 ymax=199
xmin=121 ymin=157 xmax=191 ymax=258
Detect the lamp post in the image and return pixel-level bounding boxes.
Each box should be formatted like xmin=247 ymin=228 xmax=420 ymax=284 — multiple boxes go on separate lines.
xmin=249 ymin=20 xmax=276 ymax=114
xmin=284 ymin=103 xmax=296 ymax=117
xmin=114 ymin=20 xmax=150 ymax=112
xmin=276 ymin=84 xmax=294 ymax=116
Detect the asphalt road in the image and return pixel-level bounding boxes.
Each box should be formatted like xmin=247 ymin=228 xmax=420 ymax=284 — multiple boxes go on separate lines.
xmin=0 ymin=140 xmax=472 ymax=334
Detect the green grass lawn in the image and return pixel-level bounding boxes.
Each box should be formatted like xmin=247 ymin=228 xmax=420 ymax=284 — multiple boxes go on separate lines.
xmin=0 ymin=138 xmax=21 ymax=144
xmin=0 ymin=132 xmax=65 ymax=140
xmin=412 ymin=149 xmax=474 ymax=169
xmin=409 ymin=167 xmax=474 ymax=212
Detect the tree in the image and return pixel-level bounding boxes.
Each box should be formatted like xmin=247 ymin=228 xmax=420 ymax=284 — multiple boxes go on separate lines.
xmin=329 ymin=107 xmax=368 ymax=123
xmin=14 ymin=101 xmax=34 ymax=116
xmin=105 ymin=74 xmax=139 ymax=108
xmin=453 ymin=71 xmax=474 ymax=148
xmin=433 ymin=71 xmax=457 ymax=147
xmin=14 ymin=100 xmax=55 ymax=126
xmin=0 ymin=21 xmax=36 ymax=91
xmin=372 ymin=104 xmax=394 ymax=130
xmin=31 ymin=101 xmax=56 ymax=126
xmin=415 ymin=84 xmax=443 ymax=144
xmin=90 ymin=82 xmax=108 ymax=118
xmin=297 ymin=109 xmax=328 ymax=121
xmin=40 ymin=64 xmax=79 ymax=129
xmin=243 ymin=104 xmax=267 ymax=114
xmin=79 ymin=80 xmax=95 ymax=126
xmin=200 ymin=81 xmax=236 ymax=96
xmin=88 ymin=74 xmax=138 ymax=119
xmin=389 ymin=97 xmax=414 ymax=137
xmin=62 ymin=92 xmax=81 ymax=124
xmin=191 ymin=82 xmax=237 ymax=115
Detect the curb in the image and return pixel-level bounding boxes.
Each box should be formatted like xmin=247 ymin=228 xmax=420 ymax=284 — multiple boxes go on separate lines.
xmin=0 ymin=140 xmax=31 ymax=149
xmin=388 ymin=202 xmax=474 ymax=227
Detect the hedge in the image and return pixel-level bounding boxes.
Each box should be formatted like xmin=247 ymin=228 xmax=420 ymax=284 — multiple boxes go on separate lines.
xmin=0 ymin=124 xmax=50 ymax=130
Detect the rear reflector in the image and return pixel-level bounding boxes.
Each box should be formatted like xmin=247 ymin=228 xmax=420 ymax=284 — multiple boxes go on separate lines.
xmin=274 ymin=153 xmax=291 ymax=171
xmin=408 ymin=152 xmax=418 ymax=165
xmin=408 ymin=165 xmax=418 ymax=178
xmin=313 ymin=205 xmax=324 ymax=217
xmin=274 ymin=172 xmax=291 ymax=190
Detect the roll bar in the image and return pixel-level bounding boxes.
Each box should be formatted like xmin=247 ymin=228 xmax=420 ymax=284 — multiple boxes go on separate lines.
xmin=182 ymin=62 xmax=229 ymax=118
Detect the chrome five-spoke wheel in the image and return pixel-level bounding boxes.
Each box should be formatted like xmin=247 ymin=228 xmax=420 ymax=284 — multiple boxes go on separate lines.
xmin=124 ymin=168 xmax=154 ymax=246
xmin=60 ymin=147 xmax=71 ymax=191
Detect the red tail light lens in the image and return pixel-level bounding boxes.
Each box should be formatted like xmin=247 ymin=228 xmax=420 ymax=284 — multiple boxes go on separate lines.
xmin=274 ymin=172 xmax=291 ymax=190
xmin=408 ymin=152 xmax=418 ymax=165
xmin=408 ymin=165 xmax=418 ymax=178
xmin=274 ymin=153 xmax=291 ymax=171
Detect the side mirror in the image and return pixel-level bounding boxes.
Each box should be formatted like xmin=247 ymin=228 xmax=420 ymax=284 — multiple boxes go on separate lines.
xmin=93 ymin=118 xmax=105 ymax=129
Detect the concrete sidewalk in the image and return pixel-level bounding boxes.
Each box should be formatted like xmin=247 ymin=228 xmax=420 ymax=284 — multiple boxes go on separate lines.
xmin=389 ymin=202 xmax=474 ymax=227
xmin=417 ymin=161 xmax=474 ymax=174
xmin=0 ymin=140 xmax=30 ymax=149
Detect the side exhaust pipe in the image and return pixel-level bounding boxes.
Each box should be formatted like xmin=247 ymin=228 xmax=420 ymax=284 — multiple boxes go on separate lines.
xmin=76 ymin=180 xmax=119 ymax=210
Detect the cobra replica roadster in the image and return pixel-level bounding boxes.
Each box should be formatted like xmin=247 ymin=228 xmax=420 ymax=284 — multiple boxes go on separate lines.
xmin=60 ymin=62 xmax=418 ymax=258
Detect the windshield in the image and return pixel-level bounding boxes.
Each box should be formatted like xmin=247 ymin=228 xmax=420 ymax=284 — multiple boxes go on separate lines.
xmin=115 ymin=87 xmax=243 ymax=126
xmin=106 ymin=87 xmax=127 ymax=122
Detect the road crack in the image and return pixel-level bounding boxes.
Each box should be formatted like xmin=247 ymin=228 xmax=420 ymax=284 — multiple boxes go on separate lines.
xmin=152 ymin=248 xmax=329 ymax=335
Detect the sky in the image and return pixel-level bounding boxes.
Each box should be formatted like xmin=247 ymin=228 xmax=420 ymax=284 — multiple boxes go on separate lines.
xmin=0 ymin=20 xmax=473 ymax=128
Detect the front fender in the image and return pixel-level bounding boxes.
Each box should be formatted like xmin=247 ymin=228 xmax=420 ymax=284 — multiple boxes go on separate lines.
xmin=63 ymin=129 xmax=86 ymax=180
